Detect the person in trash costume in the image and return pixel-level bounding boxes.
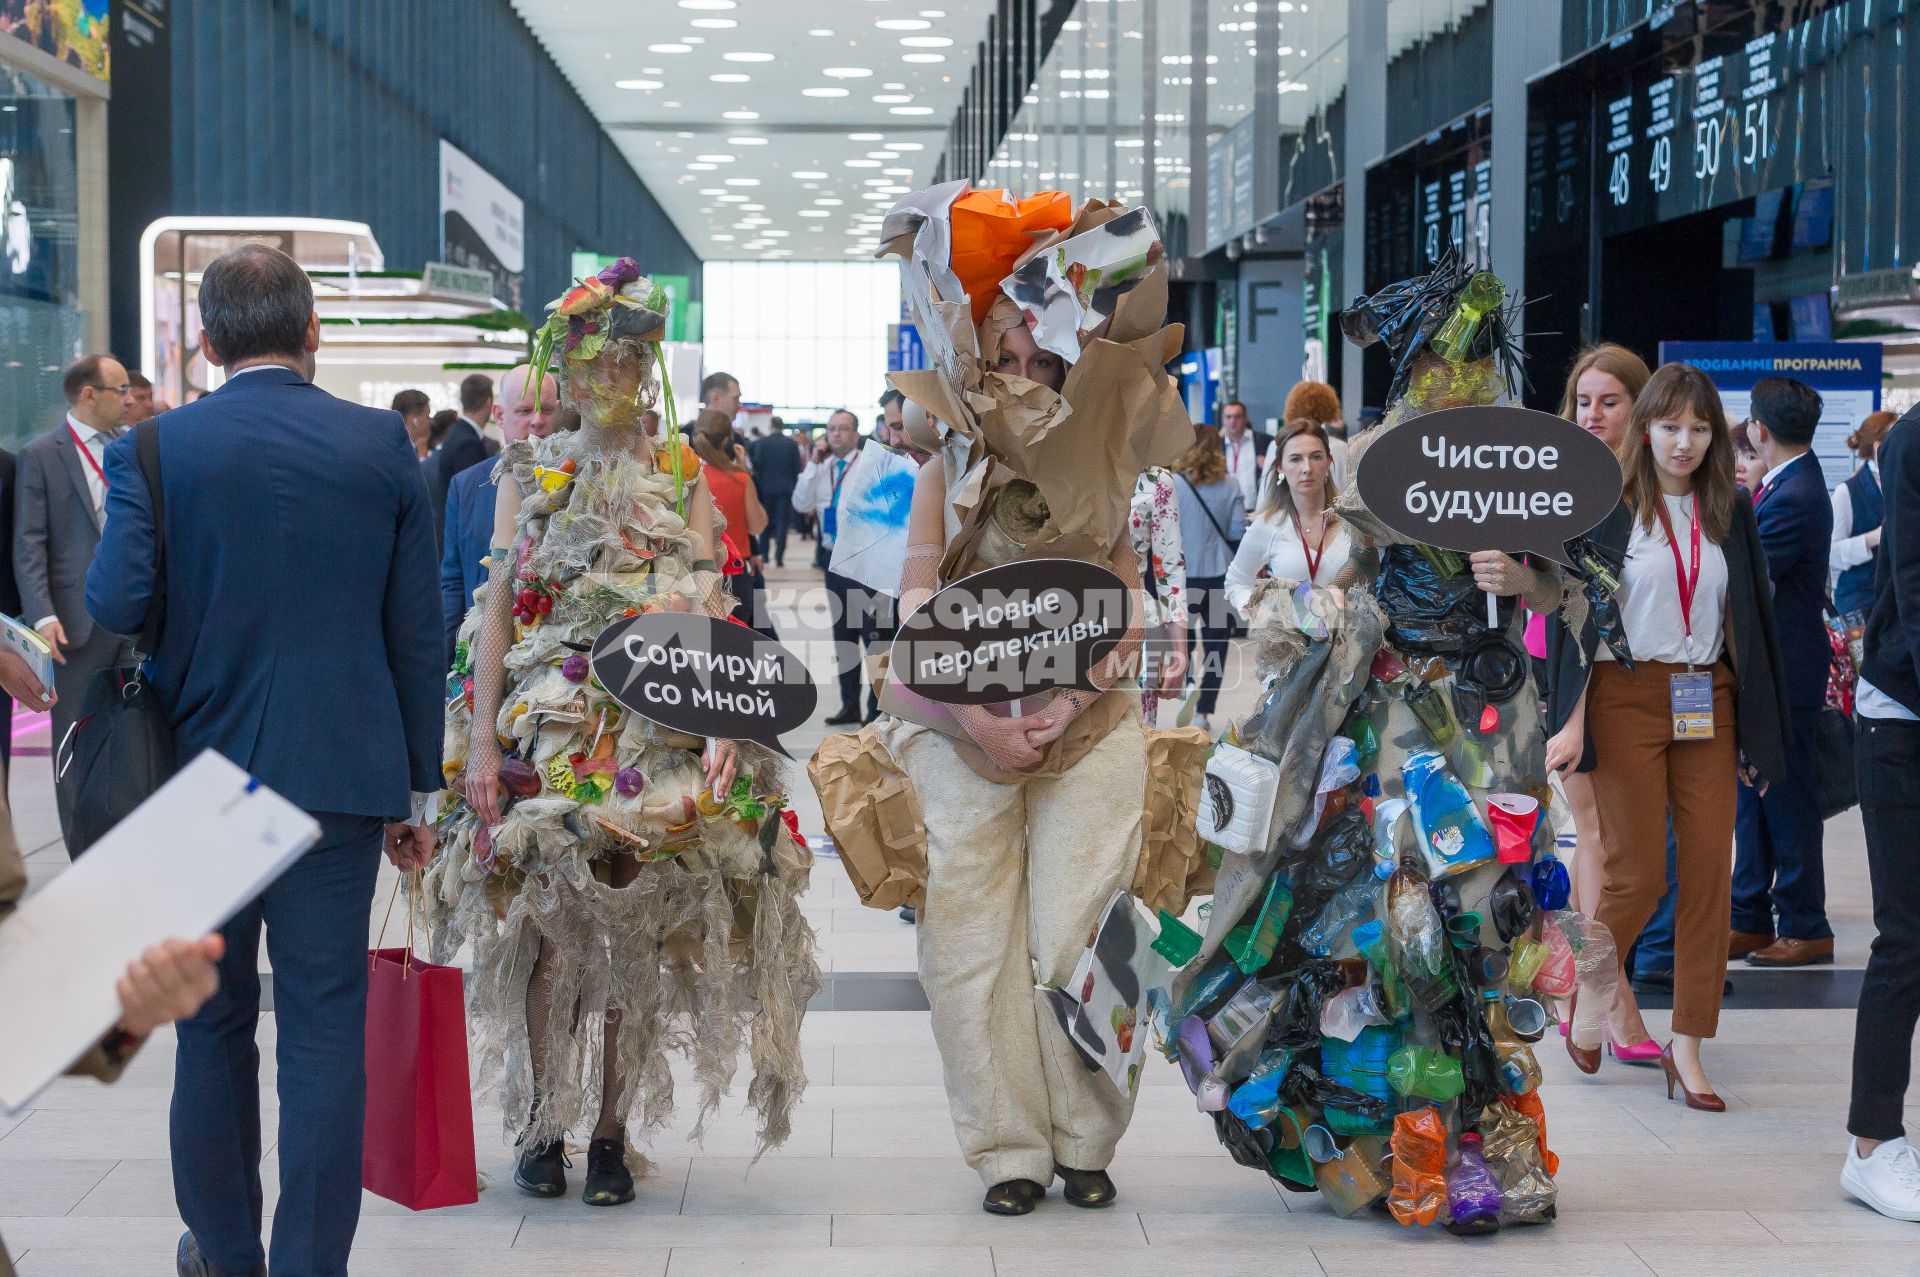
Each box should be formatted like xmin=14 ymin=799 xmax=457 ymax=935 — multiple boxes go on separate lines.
xmin=422 ymin=258 xmax=818 ymax=1208
xmin=811 ymin=184 xmax=1204 ymax=1216
xmin=1153 ymin=253 xmax=1624 ymax=1233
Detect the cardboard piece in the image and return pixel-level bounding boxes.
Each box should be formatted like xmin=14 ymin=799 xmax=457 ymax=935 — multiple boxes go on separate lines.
xmin=806 ymin=722 xmax=928 ymax=911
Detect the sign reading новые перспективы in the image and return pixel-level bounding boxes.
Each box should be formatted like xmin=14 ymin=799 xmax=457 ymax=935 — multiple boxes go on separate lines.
xmin=590 ymin=614 xmax=817 ymax=758
xmin=891 ymin=558 xmax=1135 ymax=705
xmin=1354 ymin=405 xmax=1623 ymax=567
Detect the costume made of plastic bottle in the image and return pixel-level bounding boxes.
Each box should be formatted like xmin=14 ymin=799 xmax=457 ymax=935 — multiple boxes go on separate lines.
xmin=807 ymin=185 xmax=1210 ymax=1191
xmin=1153 ymin=252 xmax=1622 ymax=1233
xmin=424 ymin=260 xmax=817 ymax=1165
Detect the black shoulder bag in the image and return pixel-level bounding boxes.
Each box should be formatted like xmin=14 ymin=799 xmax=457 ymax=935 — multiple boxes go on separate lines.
xmin=60 ymin=420 xmax=177 ymax=857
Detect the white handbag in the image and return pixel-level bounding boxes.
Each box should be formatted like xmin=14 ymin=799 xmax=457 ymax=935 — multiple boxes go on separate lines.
xmin=1195 ymin=740 xmax=1282 ymax=857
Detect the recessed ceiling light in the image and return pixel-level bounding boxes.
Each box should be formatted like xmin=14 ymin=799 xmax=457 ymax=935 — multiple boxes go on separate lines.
xmin=873 ymin=94 xmax=913 ymax=104
xmin=616 ymin=78 xmax=664 ymax=90
xmin=664 ymin=101 xmax=683 ymax=108
xmin=711 ymin=73 xmax=750 ymax=83
xmin=728 ymin=135 xmax=769 ymax=145
xmin=815 ymin=197 xmax=845 ymax=205
xmin=793 ymin=170 xmax=829 ymax=179
xmin=900 ymin=35 xmax=953 ymax=47
xmin=724 ymin=177 xmax=762 ymax=186
xmin=717 ymin=194 xmax=750 ymax=202
xmin=677 ymin=0 xmax=735 ymax=9
xmin=892 ymin=141 xmax=925 ymax=151
xmin=724 ymin=51 xmax=774 ymax=61
xmin=687 ymin=163 xmax=717 ymax=171
xmin=890 ymin=106 xmax=936 ymax=115
xmin=690 ymin=17 xmax=736 ymax=27
xmin=808 ymin=27 xmax=834 ymax=36
xmin=700 ymin=187 xmax=728 ymax=195
xmin=824 ymin=66 xmax=874 ymax=78
xmin=740 ymin=203 xmax=766 ymax=211
xmin=883 ymin=82 xmax=906 ymax=90
xmin=803 ymin=87 xmax=850 ymax=97
xmin=883 ymin=167 xmax=915 ymax=176
xmin=876 ymin=18 xmax=932 ymax=29
xmin=711 ymin=234 xmax=735 ymax=242
xmin=697 ymin=153 xmax=735 ymax=163
xmin=723 ymin=109 xmax=760 ymax=119
xmin=849 ymin=132 xmax=885 ymax=140
xmin=649 ymin=42 xmax=693 ymax=52
xmin=845 ymin=159 xmax=883 ymax=168
xmin=861 ymin=190 xmax=894 ymax=200
xmin=920 ymin=8 xmax=947 ymax=15
xmin=902 ymin=53 xmax=946 ymax=63
xmin=869 ymin=150 xmax=900 ymax=159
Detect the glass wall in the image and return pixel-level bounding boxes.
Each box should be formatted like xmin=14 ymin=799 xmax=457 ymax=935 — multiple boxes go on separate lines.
xmin=702 ymin=261 xmax=901 ymax=426
xmin=1278 ymin=0 xmax=1348 ymax=208
xmin=0 ymin=61 xmax=83 ymax=448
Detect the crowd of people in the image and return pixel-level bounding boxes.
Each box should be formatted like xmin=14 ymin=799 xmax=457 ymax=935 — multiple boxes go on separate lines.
xmin=4 ymin=216 xmax=1920 ymax=1276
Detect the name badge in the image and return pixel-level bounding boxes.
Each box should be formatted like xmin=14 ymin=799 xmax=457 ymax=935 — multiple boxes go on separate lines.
xmin=1670 ymin=670 xmax=1715 ymax=740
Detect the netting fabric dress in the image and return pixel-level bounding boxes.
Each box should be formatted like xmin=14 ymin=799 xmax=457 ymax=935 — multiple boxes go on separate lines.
xmin=423 ymin=260 xmax=817 ymax=1198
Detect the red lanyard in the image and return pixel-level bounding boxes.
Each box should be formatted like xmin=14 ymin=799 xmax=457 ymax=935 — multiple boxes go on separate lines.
xmin=1292 ymin=511 xmax=1328 ymax=583
xmin=1228 ymin=438 xmax=1245 ymax=474
xmin=1653 ymin=496 xmax=1702 ymax=663
xmin=68 ymin=423 xmax=107 ymax=490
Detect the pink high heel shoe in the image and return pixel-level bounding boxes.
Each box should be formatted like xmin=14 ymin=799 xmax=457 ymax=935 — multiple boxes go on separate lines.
xmin=1606 ymin=1034 xmax=1663 ymax=1067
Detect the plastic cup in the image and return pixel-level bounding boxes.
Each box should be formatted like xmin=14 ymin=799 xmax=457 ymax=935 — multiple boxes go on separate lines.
xmin=1503 ymin=996 xmax=1548 ymax=1041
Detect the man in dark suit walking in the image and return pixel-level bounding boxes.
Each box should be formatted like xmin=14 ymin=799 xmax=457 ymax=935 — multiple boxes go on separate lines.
xmin=442 ymin=363 xmax=555 ymax=660
xmin=748 ymin=411 xmax=803 ymax=568
xmin=424 ymin=372 xmax=495 ymax=548
xmin=1732 ymin=376 xmax=1836 ymax=967
xmin=14 ymin=354 xmax=136 ymax=851
xmin=87 ymin=244 xmax=443 ymax=1277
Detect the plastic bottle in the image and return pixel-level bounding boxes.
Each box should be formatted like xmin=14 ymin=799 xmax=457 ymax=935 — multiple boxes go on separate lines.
xmin=1401 ymin=679 xmax=1458 ymax=746
xmin=1322 ymin=980 xmax=1393 ymax=1042
xmin=1226 ymin=876 xmax=1294 ymax=974
xmin=1430 ymin=271 xmax=1506 ymax=364
xmin=1351 ymin=918 xmax=1410 ymax=1020
xmin=1299 ymin=872 xmax=1381 ymax=957
xmin=1402 ymin=750 xmax=1497 ymax=878
xmin=1387 ymin=1107 xmax=1450 ymax=1227
xmin=1445 ymin=1130 xmax=1504 ymax=1234
xmin=1387 ymin=1045 xmax=1467 ymax=1101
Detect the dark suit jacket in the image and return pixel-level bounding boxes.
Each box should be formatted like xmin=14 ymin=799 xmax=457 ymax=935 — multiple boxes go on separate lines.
xmin=1863 ymin=412 xmax=1920 ymax=714
xmin=1546 ymin=496 xmax=1794 ymax=783
xmin=13 ymin=421 xmax=111 ymax=645
xmin=1753 ymin=451 xmax=1833 ymax=709
xmin=441 ymin=458 xmax=497 ymax=660
xmin=0 ymin=448 xmax=22 ymax=618
xmin=425 ymin=418 xmax=489 ymax=548
xmin=86 ymin=367 xmax=443 ymax=820
xmin=748 ymin=432 xmax=803 ymax=498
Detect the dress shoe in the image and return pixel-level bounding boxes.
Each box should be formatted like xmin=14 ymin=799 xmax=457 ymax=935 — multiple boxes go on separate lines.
xmin=582 ymin=1137 xmax=636 ymax=1206
xmin=1606 ymin=1034 xmax=1665 ymax=1067
xmin=1727 ymin=929 xmax=1775 ymax=960
xmin=177 ymin=1232 xmax=264 ymax=1277
xmin=823 ymin=707 xmax=863 ymax=727
xmin=1054 ymin=1163 xmax=1118 ymax=1207
xmin=1564 ymin=993 xmax=1600 ymax=1075
xmin=1630 ymin=966 xmax=1674 ymax=994
xmin=982 ymin=1178 xmax=1047 ymax=1215
xmin=898 ymin=905 xmax=917 ymax=924
xmin=1659 ymin=1041 xmax=1726 ymax=1112
xmin=1746 ymin=935 xmax=1834 ymax=967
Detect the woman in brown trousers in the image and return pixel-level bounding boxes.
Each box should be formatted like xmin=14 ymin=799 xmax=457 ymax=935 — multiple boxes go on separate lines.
xmin=1544 ymin=362 xmax=1793 ymax=1110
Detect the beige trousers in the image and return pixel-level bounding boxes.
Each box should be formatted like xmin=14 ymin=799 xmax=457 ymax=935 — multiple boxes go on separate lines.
xmin=896 ymin=713 xmax=1148 ymax=1187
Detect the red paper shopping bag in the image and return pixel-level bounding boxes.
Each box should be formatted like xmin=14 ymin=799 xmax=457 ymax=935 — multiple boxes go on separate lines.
xmin=362 ymin=946 xmax=480 ymax=1209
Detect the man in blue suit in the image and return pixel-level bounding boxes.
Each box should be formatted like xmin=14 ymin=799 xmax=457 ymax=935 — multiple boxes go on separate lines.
xmin=86 ymin=244 xmax=443 ymax=1277
xmin=441 ymin=362 xmax=556 ymax=661
xmin=1733 ymin=376 xmax=1835 ymax=968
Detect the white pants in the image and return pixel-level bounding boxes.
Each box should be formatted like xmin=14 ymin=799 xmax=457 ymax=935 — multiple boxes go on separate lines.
xmin=897 ymin=715 xmax=1148 ymax=1187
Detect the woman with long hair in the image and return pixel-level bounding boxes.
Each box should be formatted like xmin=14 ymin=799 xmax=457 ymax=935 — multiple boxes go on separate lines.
xmin=1544 ymin=362 xmax=1793 ymax=1110
xmin=1224 ymin=419 xmax=1351 ymax=618
xmin=1833 ymin=408 xmax=1900 ymax=613
xmin=1168 ymin=425 xmax=1245 ymax=731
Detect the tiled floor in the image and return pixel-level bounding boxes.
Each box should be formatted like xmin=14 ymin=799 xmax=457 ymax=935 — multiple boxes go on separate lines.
xmin=4 ymin=560 xmax=1910 ymax=1275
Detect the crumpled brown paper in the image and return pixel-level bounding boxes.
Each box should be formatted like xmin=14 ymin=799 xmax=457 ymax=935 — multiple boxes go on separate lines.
xmin=1131 ymin=726 xmax=1216 ymax=915
xmin=807 ymin=725 xmax=927 ymax=911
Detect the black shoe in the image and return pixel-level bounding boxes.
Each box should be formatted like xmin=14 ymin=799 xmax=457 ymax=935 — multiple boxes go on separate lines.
xmin=582 ymin=1137 xmax=636 ymax=1206
xmin=824 ymin=707 xmax=863 ymax=727
xmin=1054 ymin=1163 xmax=1118 ymax=1208
xmin=177 ymin=1232 xmax=264 ymax=1277
xmin=982 ymin=1178 xmax=1047 ymax=1215
xmin=863 ymin=707 xmax=881 ymax=725
xmin=898 ymin=905 xmax=917 ymax=924
xmin=514 ymin=1138 xmax=569 ymax=1197
xmin=1631 ymin=967 xmax=1675 ymax=994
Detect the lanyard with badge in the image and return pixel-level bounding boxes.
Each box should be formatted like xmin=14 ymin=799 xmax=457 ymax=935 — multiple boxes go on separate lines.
xmin=1653 ymin=496 xmax=1714 ymax=740
xmin=68 ymin=422 xmax=108 ymax=491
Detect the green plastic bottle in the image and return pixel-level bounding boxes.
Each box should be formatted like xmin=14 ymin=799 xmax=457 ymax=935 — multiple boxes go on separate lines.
xmin=1386 ymin=1045 xmax=1467 ymax=1102
xmin=1430 ymin=271 xmax=1506 ymax=364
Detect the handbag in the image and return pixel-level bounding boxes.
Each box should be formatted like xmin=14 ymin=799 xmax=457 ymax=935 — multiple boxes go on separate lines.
xmin=1814 ymin=599 xmax=1860 ymax=820
xmin=362 ymin=876 xmax=480 ymax=1210
xmin=58 ymin=419 xmax=177 ymax=857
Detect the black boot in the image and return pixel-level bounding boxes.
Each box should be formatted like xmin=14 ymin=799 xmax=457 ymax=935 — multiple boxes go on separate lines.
xmin=1053 ymin=1163 xmax=1118 ymax=1208
xmin=582 ymin=1137 xmax=637 ymax=1206
xmin=514 ymin=1138 xmax=569 ymax=1198
xmin=982 ymin=1178 xmax=1046 ymax=1216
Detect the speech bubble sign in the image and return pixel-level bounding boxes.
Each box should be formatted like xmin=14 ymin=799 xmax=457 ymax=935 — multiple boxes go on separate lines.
xmin=1354 ymin=405 xmax=1623 ymax=567
xmin=589 ymin=614 xmax=818 ymax=758
xmin=890 ymin=557 xmax=1135 ymax=705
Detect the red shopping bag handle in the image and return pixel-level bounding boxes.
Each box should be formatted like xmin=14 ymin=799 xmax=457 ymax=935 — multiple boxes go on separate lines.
xmin=370 ymin=872 xmax=420 ymax=980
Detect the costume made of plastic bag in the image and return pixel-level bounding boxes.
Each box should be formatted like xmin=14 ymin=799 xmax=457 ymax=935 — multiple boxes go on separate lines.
xmin=806 ymin=184 xmax=1203 ymax=1190
xmin=424 ymin=259 xmax=818 ymax=1167
xmin=1154 ymin=252 xmax=1622 ymax=1233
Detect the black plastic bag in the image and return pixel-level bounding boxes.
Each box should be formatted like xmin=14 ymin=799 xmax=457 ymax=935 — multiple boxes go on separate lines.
xmin=1374 ymin=545 xmax=1514 ymax=655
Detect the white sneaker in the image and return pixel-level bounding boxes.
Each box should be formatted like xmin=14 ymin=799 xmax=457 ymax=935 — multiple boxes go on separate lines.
xmin=1842 ymin=1137 xmax=1920 ymax=1222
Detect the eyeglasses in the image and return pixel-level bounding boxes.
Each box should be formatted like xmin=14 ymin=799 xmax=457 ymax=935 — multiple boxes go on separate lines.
xmin=88 ymin=383 xmax=133 ymax=397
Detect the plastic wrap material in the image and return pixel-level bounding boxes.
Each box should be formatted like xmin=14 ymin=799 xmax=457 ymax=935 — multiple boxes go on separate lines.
xmin=1388 ymin=1107 xmax=1452 ymax=1227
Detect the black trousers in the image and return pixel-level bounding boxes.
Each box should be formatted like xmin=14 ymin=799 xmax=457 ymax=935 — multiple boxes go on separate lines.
xmin=1183 ymin=576 xmax=1233 ymax=715
xmin=824 ymin=570 xmax=893 ymax=715
xmin=757 ymin=490 xmax=794 ymax=566
xmin=1851 ymin=715 xmax=1920 ymax=1140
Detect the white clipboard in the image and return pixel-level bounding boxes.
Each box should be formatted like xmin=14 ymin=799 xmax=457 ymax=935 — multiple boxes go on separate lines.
xmin=0 ymin=751 xmax=321 ymax=1112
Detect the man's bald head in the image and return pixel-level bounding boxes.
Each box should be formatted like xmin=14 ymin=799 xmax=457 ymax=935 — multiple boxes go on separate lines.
xmin=499 ymin=364 xmax=559 ymax=443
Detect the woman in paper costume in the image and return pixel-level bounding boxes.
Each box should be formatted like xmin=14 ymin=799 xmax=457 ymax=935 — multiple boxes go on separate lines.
xmin=811 ymin=185 xmax=1202 ymax=1215
xmin=424 ymin=259 xmax=817 ymax=1208
xmin=1153 ymin=252 xmax=1625 ymax=1233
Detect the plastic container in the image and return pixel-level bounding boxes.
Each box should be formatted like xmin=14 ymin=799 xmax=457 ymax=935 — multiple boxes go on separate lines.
xmin=1445 ymin=1130 xmax=1504 ymax=1234
xmin=1151 ymin=910 xmax=1203 ymax=968
xmin=1300 ymin=875 xmax=1379 ymax=957
xmin=1226 ymin=877 xmax=1295 ymax=975
xmin=1402 ymin=750 xmax=1497 ymax=878
xmin=1388 ymin=1107 xmax=1450 ymax=1227
xmin=1387 ymin=1046 xmax=1467 ymax=1102
xmin=1321 ymin=981 xmax=1393 ymax=1042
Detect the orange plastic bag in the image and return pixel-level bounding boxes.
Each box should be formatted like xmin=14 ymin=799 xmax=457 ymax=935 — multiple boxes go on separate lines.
xmin=950 ymin=189 xmax=1073 ymax=321
xmin=1501 ymin=1089 xmax=1561 ymax=1175
xmin=1387 ymin=1106 xmax=1450 ymax=1226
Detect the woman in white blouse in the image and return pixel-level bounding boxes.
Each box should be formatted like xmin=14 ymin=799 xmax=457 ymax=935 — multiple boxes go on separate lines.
xmin=1224 ymin=420 xmax=1353 ymax=619
xmin=1831 ymin=410 xmax=1897 ymax=613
